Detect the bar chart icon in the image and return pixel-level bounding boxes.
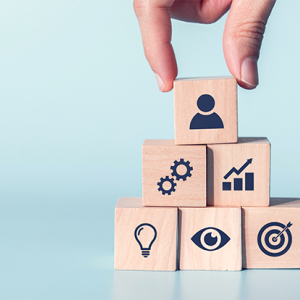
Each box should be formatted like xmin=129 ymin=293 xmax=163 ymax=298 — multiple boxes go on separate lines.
xmin=222 ymin=159 xmax=254 ymax=191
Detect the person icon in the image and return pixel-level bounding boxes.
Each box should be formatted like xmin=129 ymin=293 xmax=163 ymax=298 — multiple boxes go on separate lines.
xmin=190 ymin=94 xmax=224 ymax=130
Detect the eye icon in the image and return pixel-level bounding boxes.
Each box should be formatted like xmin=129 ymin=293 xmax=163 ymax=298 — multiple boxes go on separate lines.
xmin=191 ymin=227 xmax=230 ymax=251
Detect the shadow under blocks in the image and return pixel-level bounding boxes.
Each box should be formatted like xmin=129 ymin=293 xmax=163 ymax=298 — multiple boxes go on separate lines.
xmin=114 ymin=76 xmax=299 ymax=271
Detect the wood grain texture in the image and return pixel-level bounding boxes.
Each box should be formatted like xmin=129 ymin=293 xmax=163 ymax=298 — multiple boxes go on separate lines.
xmin=243 ymin=198 xmax=300 ymax=269
xmin=174 ymin=76 xmax=237 ymax=145
xmin=143 ymin=139 xmax=206 ymax=207
xmin=179 ymin=207 xmax=242 ymax=271
xmin=207 ymin=137 xmax=270 ymax=207
xmin=114 ymin=197 xmax=177 ymax=271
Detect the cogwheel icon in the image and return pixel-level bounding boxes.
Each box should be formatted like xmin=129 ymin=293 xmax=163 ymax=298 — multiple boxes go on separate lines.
xmin=170 ymin=158 xmax=193 ymax=181
xmin=157 ymin=176 xmax=177 ymax=195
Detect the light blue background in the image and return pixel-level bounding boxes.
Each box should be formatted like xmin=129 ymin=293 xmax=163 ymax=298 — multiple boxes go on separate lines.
xmin=0 ymin=1 xmax=299 ymax=299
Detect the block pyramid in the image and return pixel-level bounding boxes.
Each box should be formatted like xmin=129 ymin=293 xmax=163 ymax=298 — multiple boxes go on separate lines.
xmin=114 ymin=76 xmax=300 ymax=271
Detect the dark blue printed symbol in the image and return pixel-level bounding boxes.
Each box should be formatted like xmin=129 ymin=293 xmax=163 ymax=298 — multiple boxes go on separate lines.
xmin=191 ymin=227 xmax=230 ymax=251
xmin=157 ymin=176 xmax=177 ymax=195
xmin=222 ymin=158 xmax=254 ymax=191
xmin=170 ymin=158 xmax=193 ymax=181
xmin=224 ymin=158 xmax=253 ymax=179
xmin=190 ymin=94 xmax=224 ymax=130
xmin=257 ymin=222 xmax=292 ymax=257
xmin=134 ymin=223 xmax=157 ymax=258
xmin=157 ymin=158 xmax=193 ymax=195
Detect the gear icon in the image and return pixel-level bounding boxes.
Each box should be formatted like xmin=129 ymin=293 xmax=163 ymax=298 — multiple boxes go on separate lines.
xmin=157 ymin=176 xmax=177 ymax=195
xmin=170 ymin=158 xmax=193 ymax=181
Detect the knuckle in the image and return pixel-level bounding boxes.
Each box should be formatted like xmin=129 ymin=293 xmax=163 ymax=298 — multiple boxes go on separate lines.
xmin=235 ymin=21 xmax=266 ymax=47
xmin=133 ymin=0 xmax=148 ymax=17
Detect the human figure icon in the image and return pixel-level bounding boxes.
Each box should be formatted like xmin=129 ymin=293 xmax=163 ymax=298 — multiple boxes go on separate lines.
xmin=190 ymin=94 xmax=224 ymax=130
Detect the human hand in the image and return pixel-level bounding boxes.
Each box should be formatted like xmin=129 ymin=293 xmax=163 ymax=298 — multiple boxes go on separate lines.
xmin=134 ymin=0 xmax=276 ymax=92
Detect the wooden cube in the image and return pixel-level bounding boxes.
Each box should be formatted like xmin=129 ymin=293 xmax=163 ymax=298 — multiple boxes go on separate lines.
xmin=143 ymin=140 xmax=206 ymax=207
xmin=114 ymin=197 xmax=177 ymax=271
xmin=207 ymin=137 xmax=270 ymax=207
xmin=174 ymin=76 xmax=237 ymax=145
xmin=243 ymin=197 xmax=300 ymax=269
xmin=179 ymin=207 xmax=242 ymax=271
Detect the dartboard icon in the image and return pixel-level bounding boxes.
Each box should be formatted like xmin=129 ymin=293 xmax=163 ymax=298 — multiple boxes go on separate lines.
xmin=257 ymin=221 xmax=293 ymax=257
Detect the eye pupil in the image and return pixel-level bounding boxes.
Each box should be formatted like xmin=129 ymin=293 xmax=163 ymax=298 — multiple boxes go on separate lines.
xmin=204 ymin=232 xmax=218 ymax=246
xmin=191 ymin=227 xmax=231 ymax=251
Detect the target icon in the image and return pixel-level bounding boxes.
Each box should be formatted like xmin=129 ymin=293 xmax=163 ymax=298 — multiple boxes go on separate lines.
xmin=257 ymin=222 xmax=293 ymax=257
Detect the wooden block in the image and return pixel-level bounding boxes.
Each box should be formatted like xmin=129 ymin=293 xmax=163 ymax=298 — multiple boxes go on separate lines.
xmin=174 ymin=76 xmax=237 ymax=145
xmin=179 ymin=207 xmax=242 ymax=271
xmin=243 ymin=197 xmax=300 ymax=269
xmin=114 ymin=197 xmax=177 ymax=271
xmin=207 ymin=137 xmax=270 ymax=207
xmin=143 ymin=139 xmax=206 ymax=207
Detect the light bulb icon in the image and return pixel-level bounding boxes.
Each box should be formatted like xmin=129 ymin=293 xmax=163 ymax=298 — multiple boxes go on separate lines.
xmin=134 ymin=223 xmax=157 ymax=258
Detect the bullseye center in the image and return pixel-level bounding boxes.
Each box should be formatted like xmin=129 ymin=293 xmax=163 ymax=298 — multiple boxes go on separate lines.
xmin=269 ymin=233 xmax=281 ymax=246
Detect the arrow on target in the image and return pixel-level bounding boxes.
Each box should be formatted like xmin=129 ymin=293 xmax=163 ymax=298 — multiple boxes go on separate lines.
xmin=272 ymin=221 xmax=293 ymax=242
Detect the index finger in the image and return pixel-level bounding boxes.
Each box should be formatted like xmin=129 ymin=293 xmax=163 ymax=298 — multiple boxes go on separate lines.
xmin=134 ymin=0 xmax=177 ymax=92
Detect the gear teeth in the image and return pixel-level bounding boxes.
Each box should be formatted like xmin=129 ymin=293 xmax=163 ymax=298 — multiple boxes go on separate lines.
xmin=157 ymin=175 xmax=177 ymax=195
xmin=158 ymin=159 xmax=193 ymax=194
xmin=170 ymin=158 xmax=193 ymax=181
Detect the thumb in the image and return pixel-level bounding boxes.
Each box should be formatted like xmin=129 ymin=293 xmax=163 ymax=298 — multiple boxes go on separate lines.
xmin=223 ymin=0 xmax=276 ymax=89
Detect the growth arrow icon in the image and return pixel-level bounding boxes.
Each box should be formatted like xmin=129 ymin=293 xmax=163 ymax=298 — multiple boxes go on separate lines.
xmin=223 ymin=158 xmax=253 ymax=180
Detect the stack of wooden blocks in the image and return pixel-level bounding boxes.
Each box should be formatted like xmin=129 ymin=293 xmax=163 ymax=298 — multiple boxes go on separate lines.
xmin=114 ymin=77 xmax=300 ymax=271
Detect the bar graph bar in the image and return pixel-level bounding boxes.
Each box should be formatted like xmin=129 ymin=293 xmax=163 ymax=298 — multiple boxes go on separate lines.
xmin=245 ymin=173 xmax=254 ymax=190
xmin=234 ymin=178 xmax=243 ymax=190
xmin=223 ymin=182 xmax=231 ymax=190
xmin=222 ymin=172 xmax=254 ymax=191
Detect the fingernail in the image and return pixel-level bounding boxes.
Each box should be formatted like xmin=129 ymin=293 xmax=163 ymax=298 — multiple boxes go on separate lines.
xmin=155 ymin=73 xmax=165 ymax=92
xmin=241 ymin=57 xmax=259 ymax=87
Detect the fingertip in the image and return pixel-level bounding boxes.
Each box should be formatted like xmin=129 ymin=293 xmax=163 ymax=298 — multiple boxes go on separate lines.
xmin=154 ymin=62 xmax=177 ymax=93
xmin=155 ymin=73 xmax=166 ymax=92
xmin=161 ymin=83 xmax=174 ymax=93
xmin=155 ymin=73 xmax=176 ymax=92
xmin=134 ymin=0 xmax=178 ymax=93
xmin=223 ymin=31 xmax=259 ymax=90
xmin=240 ymin=56 xmax=259 ymax=88
xmin=237 ymin=79 xmax=258 ymax=90
xmin=222 ymin=0 xmax=276 ymax=91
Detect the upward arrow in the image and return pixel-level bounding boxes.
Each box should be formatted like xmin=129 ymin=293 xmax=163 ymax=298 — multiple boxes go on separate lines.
xmin=224 ymin=158 xmax=253 ymax=180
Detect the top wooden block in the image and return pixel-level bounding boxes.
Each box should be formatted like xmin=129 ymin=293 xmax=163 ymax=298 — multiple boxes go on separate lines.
xmin=174 ymin=76 xmax=238 ymax=145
